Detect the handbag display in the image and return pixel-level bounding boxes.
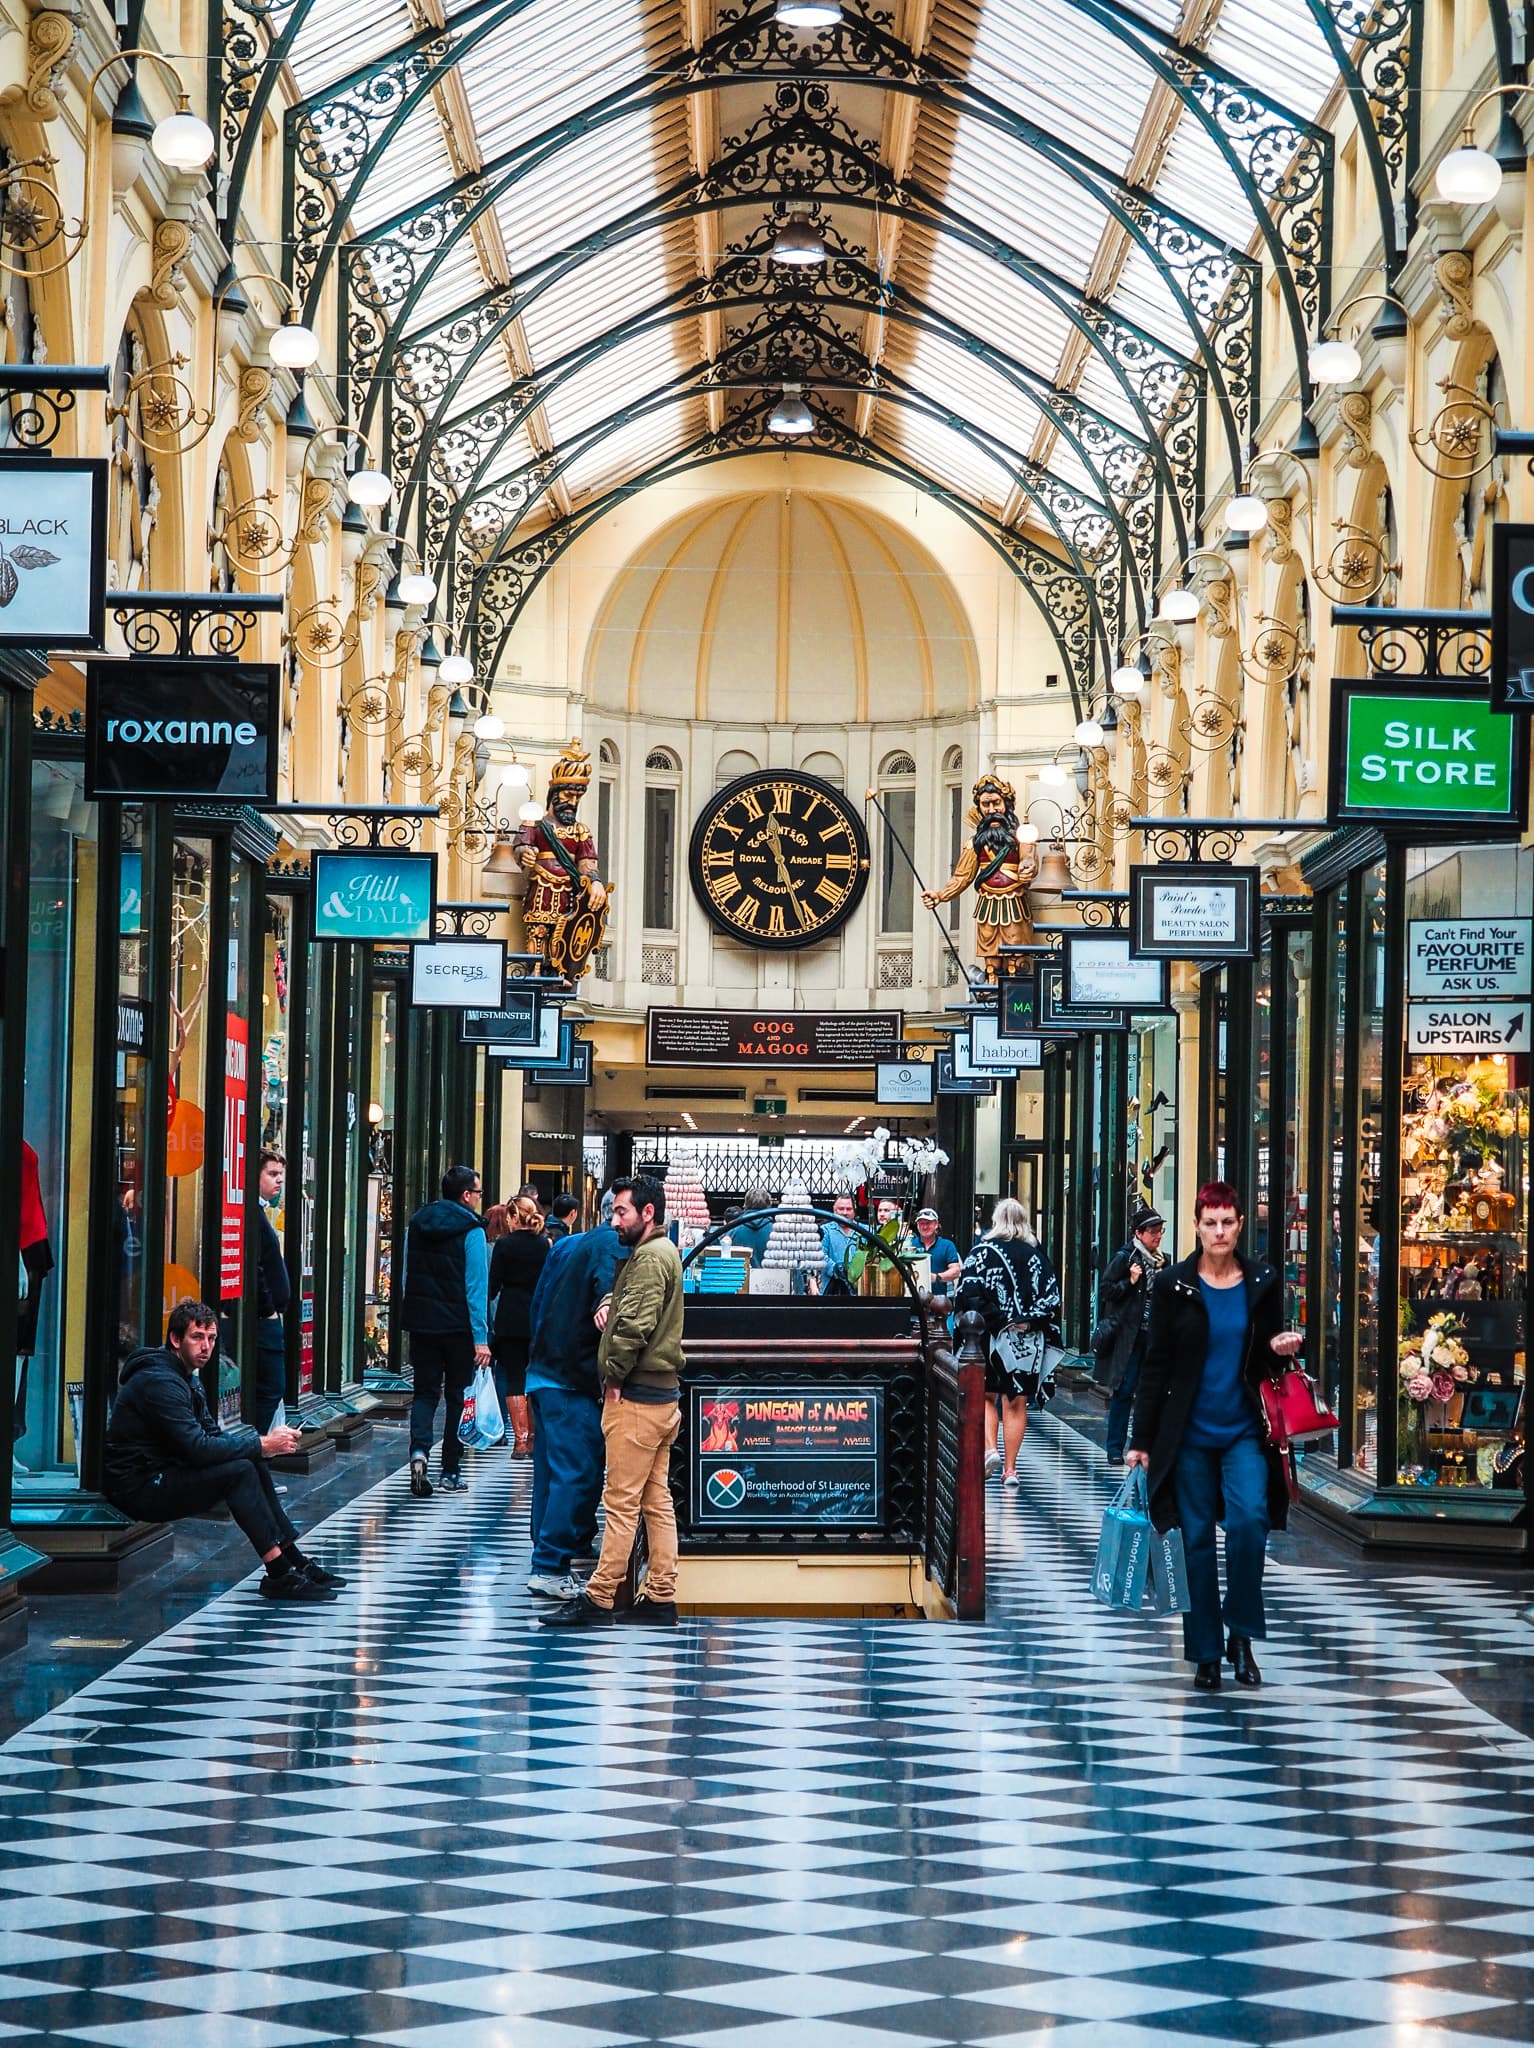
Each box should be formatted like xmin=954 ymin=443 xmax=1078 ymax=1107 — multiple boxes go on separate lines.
xmin=1258 ymin=1365 xmax=1339 ymax=1450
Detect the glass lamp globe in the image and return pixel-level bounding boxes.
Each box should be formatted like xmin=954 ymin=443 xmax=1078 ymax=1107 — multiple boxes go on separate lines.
xmin=1016 ymin=822 xmax=1041 ymax=845
xmin=775 ymin=0 xmax=841 ymax=22
xmin=1158 ymin=586 xmax=1201 ymax=623
xmin=1435 ymin=145 xmax=1502 ymax=207
xmin=1226 ymin=491 xmax=1269 ymax=534
xmin=1307 ymin=336 xmax=1362 ymax=385
xmin=1038 ymin=763 xmax=1070 ymax=787
xmin=437 ymin=652 xmax=474 ymax=687
xmin=768 ymin=388 xmax=814 ymax=436
xmin=268 ymin=318 xmax=321 ymax=371
xmin=501 ymin=761 xmax=531 ymax=790
xmin=397 ymin=570 xmax=437 ymax=606
xmin=1111 ymin=663 xmax=1146 ymax=695
xmin=473 ymin=712 xmax=505 ymax=740
xmin=772 ymin=215 xmax=827 ymax=266
xmin=346 ymin=466 xmax=394 ymax=509
xmin=1075 ymin=717 xmax=1106 ymax=748
xmin=517 ymin=799 xmax=545 ymax=824
xmin=151 ymin=109 xmax=216 ymax=171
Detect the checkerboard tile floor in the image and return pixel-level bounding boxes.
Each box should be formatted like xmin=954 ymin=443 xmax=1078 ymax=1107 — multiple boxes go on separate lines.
xmin=1 ymin=1414 xmax=1532 ymax=2047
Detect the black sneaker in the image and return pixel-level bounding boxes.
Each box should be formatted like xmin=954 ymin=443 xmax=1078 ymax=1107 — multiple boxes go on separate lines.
xmin=409 ymin=1453 xmax=432 ymax=1497
xmin=539 ymin=1591 xmax=616 ymax=1629
xmin=259 ymin=1564 xmax=338 ymax=1604
xmin=621 ymin=1593 xmax=677 ymax=1627
xmin=300 ymin=1558 xmax=348 ymax=1590
xmin=438 ymin=1470 xmax=468 ymax=1492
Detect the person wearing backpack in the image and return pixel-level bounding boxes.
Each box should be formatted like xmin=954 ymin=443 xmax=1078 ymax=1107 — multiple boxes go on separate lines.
xmin=1093 ymin=1207 xmax=1166 ymax=1465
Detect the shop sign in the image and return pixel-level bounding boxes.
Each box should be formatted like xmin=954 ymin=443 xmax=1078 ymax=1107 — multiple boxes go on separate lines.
xmin=876 ymin=1060 xmax=934 ymax=1105
xmin=956 ymin=1014 xmax=1037 ymax=1078
xmin=1408 ymin=918 xmax=1533 ymax=1000
xmin=1330 ymin=680 xmax=1525 ymax=826
xmin=996 ymin=972 xmax=1038 ymax=1039
xmin=935 ymin=1049 xmax=994 ymax=1095
xmin=221 ymin=1017 xmax=248 ymax=1300
xmin=1491 ymin=522 xmax=1534 ymax=711
xmin=410 ymin=939 xmax=506 ymax=1008
xmin=486 ymin=1001 xmax=562 ymax=1065
xmin=646 ymin=1008 xmax=903 ymax=1068
xmin=524 ymin=1021 xmax=593 ymax=1087
xmin=116 ymin=998 xmax=147 ymax=1051
xmin=119 ymin=850 xmax=142 ymax=935
xmin=0 ymin=456 xmax=107 ymax=649
xmin=311 ymin=849 xmax=437 ymax=942
xmin=460 ymin=989 xmax=540 ymax=1045
xmin=299 ymin=1296 xmax=314 ymax=1399
xmin=1129 ymin=862 xmax=1259 ymax=961
xmin=1065 ymin=934 xmax=1170 ymax=1012
xmin=1407 ymin=1001 xmax=1530 ymax=1054
xmin=690 ymin=1382 xmax=883 ymax=1529
xmin=1038 ymin=961 xmax=1125 ymax=1033
xmin=85 ymin=661 xmax=279 ymax=802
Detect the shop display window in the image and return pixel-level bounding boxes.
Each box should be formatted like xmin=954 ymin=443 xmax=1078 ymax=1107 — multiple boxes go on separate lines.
xmin=165 ymin=838 xmax=212 ymax=1334
xmin=1397 ymin=845 xmax=1529 ymax=1496
xmin=365 ymin=980 xmax=398 ymax=1368
xmin=1321 ymin=889 xmax=1349 ymax=1447
xmin=115 ymin=809 xmax=148 ymax=1367
xmin=1282 ymin=927 xmax=1314 ymax=1336
xmin=1354 ymin=863 xmax=1387 ymax=1475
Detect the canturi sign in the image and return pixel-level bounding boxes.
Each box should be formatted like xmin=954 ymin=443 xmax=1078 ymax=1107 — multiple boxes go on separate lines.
xmin=1330 ymin=680 xmax=1525 ymax=827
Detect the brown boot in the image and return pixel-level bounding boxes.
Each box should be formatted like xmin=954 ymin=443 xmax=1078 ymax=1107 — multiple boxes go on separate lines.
xmin=508 ymin=1395 xmax=531 ymax=1457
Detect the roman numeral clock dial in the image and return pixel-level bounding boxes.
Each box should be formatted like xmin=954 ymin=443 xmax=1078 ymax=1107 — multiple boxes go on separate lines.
xmin=688 ymin=771 xmax=872 ymax=951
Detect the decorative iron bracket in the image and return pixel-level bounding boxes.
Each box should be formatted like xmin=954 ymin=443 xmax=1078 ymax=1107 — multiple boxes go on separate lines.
xmin=1128 ymin=816 xmax=1294 ymax=862
xmin=1061 ymin=890 xmax=1129 ymax=927
xmin=109 ymin=590 xmax=283 ymax=660
xmin=1329 ymin=604 xmax=1491 ymax=680
xmin=434 ymin=902 xmax=505 ymax=936
xmin=0 ymin=364 xmax=111 ymax=450
xmin=265 ymin=801 xmax=438 ymax=848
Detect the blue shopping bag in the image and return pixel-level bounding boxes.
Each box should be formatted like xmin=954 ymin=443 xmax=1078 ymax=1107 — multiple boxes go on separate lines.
xmin=1092 ymin=1466 xmax=1155 ymax=1611
xmin=1144 ymin=1518 xmax=1191 ymax=1615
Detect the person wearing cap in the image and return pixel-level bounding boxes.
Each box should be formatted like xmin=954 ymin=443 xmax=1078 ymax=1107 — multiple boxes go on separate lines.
xmin=912 ymin=1208 xmax=962 ymax=1300
xmin=1093 ymin=1204 xmax=1167 ymax=1464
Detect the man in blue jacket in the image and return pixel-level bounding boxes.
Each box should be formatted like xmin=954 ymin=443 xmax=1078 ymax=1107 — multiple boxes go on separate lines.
xmin=522 ymin=1211 xmax=622 ymax=1599
xmin=401 ymin=1164 xmax=490 ymax=1497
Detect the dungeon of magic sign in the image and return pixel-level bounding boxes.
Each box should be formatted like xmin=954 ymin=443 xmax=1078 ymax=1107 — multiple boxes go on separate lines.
xmin=690 ymin=1384 xmax=883 ymax=1529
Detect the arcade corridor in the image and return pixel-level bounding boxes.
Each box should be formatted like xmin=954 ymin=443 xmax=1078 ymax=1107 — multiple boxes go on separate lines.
xmin=1 ymin=1418 xmax=1531 ymax=2048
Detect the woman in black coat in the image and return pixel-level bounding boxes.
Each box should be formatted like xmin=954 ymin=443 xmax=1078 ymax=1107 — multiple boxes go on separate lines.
xmin=1127 ymin=1181 xmax=1302 ymax=1693
xmin=489 ymin=1194 xmax=550 ymax=1455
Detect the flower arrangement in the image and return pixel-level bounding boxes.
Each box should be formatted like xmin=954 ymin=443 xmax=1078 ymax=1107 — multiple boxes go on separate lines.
xmin=1398 ymin=1311 xmax=1473 ymax=1419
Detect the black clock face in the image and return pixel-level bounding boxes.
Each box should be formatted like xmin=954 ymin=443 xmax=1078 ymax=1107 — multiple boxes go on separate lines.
xmin=689 ymin=771 xmax=871 ymax=950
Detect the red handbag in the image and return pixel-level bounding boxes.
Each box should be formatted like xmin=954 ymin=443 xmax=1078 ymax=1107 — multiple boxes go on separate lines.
xmin=1259 ymin=1367 xmax=1340 ymax=1450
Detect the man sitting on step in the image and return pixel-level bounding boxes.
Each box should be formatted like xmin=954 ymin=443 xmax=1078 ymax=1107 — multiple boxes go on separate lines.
xmin=103 ymin=1299 xmax=346 ymax=1603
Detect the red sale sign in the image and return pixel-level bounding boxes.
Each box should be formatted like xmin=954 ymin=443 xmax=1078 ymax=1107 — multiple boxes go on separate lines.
xmin=221 ymin=1016 xmax=248 ymax=1299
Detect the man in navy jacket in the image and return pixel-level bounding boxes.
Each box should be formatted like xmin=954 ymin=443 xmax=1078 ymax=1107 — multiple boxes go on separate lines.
xmin=401 ymin=1164 xmax=490 ymax=1497
xmin=522 ymin=1217 xmax=623 ymax=1599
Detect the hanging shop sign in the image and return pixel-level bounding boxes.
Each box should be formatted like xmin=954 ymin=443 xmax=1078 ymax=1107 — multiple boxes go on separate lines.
xmin=690 ymin=1382 xmax=883 ymax=1529
xmin=996 ymin=972 xmax=1038 ymax=1039
xmin=486 ymin=1000 xmax=562 ymax=1065
xmin=876 ymin=1060 xmax=935 ymax=1106
xmin=935 ymin=1049 xmax=994 ymax=1095
xmin=1408 ymin=918 xmax=1533 ymax=1000
xmin=85 ymin=660 xmax=279 ymax=802
xmin=1129 ymin=862 xmax=1259 ymax=961
xmin=1491 ymin=523 xmax=1534 ymax=712
xmin=1329 ymin=680 xmax=1525 ymax=827
xmin=311 ymin=849 xmax=437 ymax=942
xmin=220 ymin=1016 xmax=248 ymax=1300
xmin=0 ymin=455 xmax=108 ymax=649
xmin=524 ymin=1020 xmax=593 ymax=1087
xmin=410 ymin=939 xmax=506 ymax=1008
xmin=1038 ymin=961 xmax=1125 ymax=1033
xmin=646 ymin=1008 xmax=903 ymax=1068
xmin=460 ymin=988 xmax=541 ymax=1045
xmin=1407 ymin=1001 xmax=1531 ymax=1055
xmin=957 ymin=1014 xmax=1038 ymax=1078
xmin=1065 ymin=934 xmax=1171 ymax=1013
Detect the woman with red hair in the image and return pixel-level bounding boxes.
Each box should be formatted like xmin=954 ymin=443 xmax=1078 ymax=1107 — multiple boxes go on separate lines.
xmin=1127 ymin=1182 xmax=1303 ymax=1692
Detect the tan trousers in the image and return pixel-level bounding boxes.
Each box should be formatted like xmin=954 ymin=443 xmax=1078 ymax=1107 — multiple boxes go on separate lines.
xmin=586 ymin=1397 xmax=681 ymax=1608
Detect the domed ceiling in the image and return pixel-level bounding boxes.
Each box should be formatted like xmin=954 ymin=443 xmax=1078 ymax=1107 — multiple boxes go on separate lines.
xmin=584 ymin=491 xmax=977 ymax=726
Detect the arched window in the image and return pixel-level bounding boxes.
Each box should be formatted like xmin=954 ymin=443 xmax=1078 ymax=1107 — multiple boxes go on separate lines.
xmin=799 ymin=750 xmax=843 ymax=788
xmin=599 ymin=739 xmax=620 ymax=765
xmin=1451 ymin=355 xmax=1506 ymax=610
xmin=715 ymin=748 xmax=759 ymax=788
xmin=878 ymin=752 xmax=917 ymax=935
xmin=942 ymin=749 xmax=965 ymax=933
xmin=595 ymin=739 xmax=618 ymax=876
xmin=643 ymin=748 xmax=681 ymax=931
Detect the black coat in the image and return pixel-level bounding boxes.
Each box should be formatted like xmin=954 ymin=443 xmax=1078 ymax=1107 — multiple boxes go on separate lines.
xmin=489 ymin=1229 xmax=550 ymax=1355
xmin=1129 ymin=1250 xmax=1290 ymax=1533
xmin=1092 ymin=1239 xmax=1153 ymax=1390
xmin=103 ymin=1346 xmax=262 ymax=1497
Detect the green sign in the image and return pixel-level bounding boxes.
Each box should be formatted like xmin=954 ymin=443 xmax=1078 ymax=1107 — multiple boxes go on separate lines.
xmin=1339 ymin=690 xmax=1518 ymax=821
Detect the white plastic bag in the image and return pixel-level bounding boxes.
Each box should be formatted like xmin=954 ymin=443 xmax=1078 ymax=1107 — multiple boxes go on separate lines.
xmin=458 ymin=1362 xmax=504 ymax=1448
xmin=271 ymin=1398 xmax=287 ymax=1432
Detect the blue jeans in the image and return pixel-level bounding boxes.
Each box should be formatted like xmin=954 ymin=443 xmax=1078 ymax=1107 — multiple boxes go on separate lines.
xmin=1103 ymin=1335 xmax=1145 ymax=1459
xmin=1173 ymin=1430 xmax=1270 ymax=1665
xmin=529 ymin=1385 xmax=604 ymax=1576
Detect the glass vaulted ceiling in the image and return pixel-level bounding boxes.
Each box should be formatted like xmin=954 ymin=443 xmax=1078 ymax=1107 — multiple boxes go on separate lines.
xmin=283 ymin=0 xmax=1343 ymax=628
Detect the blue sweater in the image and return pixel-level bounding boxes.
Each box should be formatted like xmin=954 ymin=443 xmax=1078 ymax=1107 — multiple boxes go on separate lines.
xmin=525 ymin=1225 xmax=624 ymax=1400
xmin=1186 ymin=1277 xmax=1254 ymax=1447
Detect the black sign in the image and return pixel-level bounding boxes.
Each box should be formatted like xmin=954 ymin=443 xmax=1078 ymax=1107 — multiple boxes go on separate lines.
xmin=1129 ymin=862 xmax=1259 ymax=961
xmin=1493 ymin=523 xmax=1534 ymax=712
xmin=460 ymin=990 xmax=541 ymax=1045
xmin=1038 ymin=962 xmax=1127 ymax=1033
xmin=646 ymin=1008 xmax=903 ymax=1068
xmin=116 ymin=997 xmax=147 ymax=1051
xmin=86 ymin=661 xmax=278 ymax=802
xmin=524 ymin=1021 xmax=593 ymax=1088
xmin=691 ymin=1382 xmax=882 ymax=1528
xmin=996 ymin=972 xmax=1038 ymax=1039
xmin=935 ymin=1049 xmax=995 ymax=1096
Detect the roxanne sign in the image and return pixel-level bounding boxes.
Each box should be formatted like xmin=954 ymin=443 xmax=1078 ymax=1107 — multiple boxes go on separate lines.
xmin=0 ymin=457 xmax=108 ymax=649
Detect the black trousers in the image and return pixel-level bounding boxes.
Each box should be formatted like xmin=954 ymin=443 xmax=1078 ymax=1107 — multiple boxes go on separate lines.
xmin=252 ymin=1316 xmax=287 ymax=1433
xmin=113 ymin=1457 xmax=296 ymax=1560
xmin=409 ymin=1333 xmax=474 ymax=1474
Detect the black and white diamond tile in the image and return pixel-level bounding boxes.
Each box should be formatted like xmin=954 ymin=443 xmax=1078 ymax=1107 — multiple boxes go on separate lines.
xmin=0 ymin=1412 xmax=1531 ymax=2047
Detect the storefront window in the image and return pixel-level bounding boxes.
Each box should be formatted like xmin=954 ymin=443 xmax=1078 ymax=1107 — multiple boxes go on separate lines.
xmin=1321 ymin=888 xmax=1349 ymax=1449
xmin=365 ymin=981 xmax=398 ymax=1369
xmin=166 ymin=838 xmax=213 ymax=1331
xmin=116 ymin=809 xmax=149 ymax=1365
xmin=1254 ymin=947 xmax=1273 ymax=1252
xmin=1283 ymin=927 xmax=1314 ymax=1338
xmin=18 ymin=761 xmax=98 ymax=1488
xmin=217 ymin=864 xmax=251 ymax=1423
xmin=1355 ymin=863 xmax=1387 ymax=1475
xmin=1398 ymin=844 xmax=1529 ymax=1493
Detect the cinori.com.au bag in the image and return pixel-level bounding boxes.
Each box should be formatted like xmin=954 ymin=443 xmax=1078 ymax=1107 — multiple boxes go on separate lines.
xmin=1143 ymin=1519 xmax=1191 ymax=1615
xmin=1092 ymin=1466 xmax=1154 ymax=1610
xmin=457 ymin=1362 xmax=505 ymax=1448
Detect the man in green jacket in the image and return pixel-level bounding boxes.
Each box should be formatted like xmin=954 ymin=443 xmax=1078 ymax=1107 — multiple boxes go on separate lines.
xmin=543 ymin=1174 xmax=682 ymax=1627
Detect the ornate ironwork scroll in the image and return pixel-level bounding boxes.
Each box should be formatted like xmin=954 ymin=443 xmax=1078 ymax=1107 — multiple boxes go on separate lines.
xmin=108 ymin=591 xmax=282 ymax=659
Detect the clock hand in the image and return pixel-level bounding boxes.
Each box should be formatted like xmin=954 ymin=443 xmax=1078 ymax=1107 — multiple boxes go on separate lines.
xmin=764 ymin=814 xmax=808 ymax=924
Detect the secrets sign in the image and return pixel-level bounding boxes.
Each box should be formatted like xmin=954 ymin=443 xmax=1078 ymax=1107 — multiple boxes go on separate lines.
xmin=1408 ymin=919 xmax=1533 ymax=1000
xmin=691 ymin=1383 xmax=883 ymax=1529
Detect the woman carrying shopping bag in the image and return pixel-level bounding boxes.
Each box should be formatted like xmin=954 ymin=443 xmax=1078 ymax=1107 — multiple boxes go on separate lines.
xmin=955 ymin=1198 xmax=1062 ymax=1486
xmin=489 ymin=1194 xmax=550 ymax=1455
xmin=1127 ymin=1181 xmax=1303 ymax=1692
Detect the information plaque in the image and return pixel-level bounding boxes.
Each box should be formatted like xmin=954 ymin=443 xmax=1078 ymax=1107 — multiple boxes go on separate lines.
xmin=691 ymin=1383 xmax=883 ymax=1529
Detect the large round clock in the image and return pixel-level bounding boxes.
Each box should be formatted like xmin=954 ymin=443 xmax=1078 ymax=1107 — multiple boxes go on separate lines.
xmin=689 ymin=770 xmax=871 ymax=950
